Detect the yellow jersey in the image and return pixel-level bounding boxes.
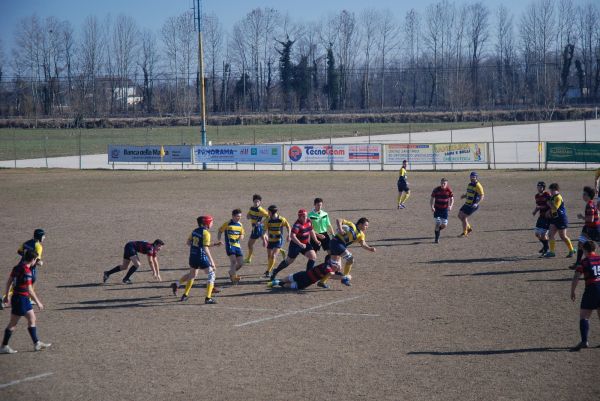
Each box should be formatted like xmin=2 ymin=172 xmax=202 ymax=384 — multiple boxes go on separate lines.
xmin=335 ymin=219 xmax=366 ymax=246
xmin=264 ymin=215 xmax=290 ymax=243
xmin=219 ymin=220 xmax=245 ymax=249
xmin=247 ymin=206 xmax=269 ymax=226
xmin=464 ymin=182 xmax=484 ymax=206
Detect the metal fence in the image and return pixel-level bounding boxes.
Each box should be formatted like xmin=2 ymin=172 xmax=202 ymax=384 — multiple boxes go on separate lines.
xmin=0 ymin=120 xmax=599 ymax=170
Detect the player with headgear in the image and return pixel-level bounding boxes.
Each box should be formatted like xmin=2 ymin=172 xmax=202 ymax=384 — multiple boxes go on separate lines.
xmin=262 ymin=205 xmax=290 ymax=278
xmin=532 ymin=181 xmax=551 ymax=255
xmin=269 ymin=209 xmax=319 ymax=280
xmin=103 ymin=239 xmax=165 ymax=284
xmin=458 ymin=171 xmax=484 ymax=237
xmin=171 ymin=215 xmax=219 ymax=304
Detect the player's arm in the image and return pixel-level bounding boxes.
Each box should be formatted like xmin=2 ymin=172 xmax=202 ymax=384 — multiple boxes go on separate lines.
xmin=448 ymin=195 xmax=454 ymax=210
xmin=17 ymin=244 xmax=24 ymax=256
xmin=2 ymin=272 xmax=14 ymax=305
xmin=310 ymin=229 xmax=320 ymax=245
xmin=35 ymin=243 xmax=43 ymax=266
xmin=358 ymin=239 xmax=376 ymax=253
xmin=335 ymin=218 xmax=344 ymax=235
xmin=290 ymin=231 xmax=304 ymax=248
xmin=284 ymin=219 xmax=291 ymax=242
xmin=430 ymin=194 xmax=436 ymax=212
xmin=473 ymin=185 xmax=484 ymax=207
xmin=28 ymin=283 xmax=43 ymax=310
xmin=186 ymin=234 xmax=192 ymax=247
xmin=570 ymin=270 xmax=581 ymax=301
xmin=216 ymin=223 xmax=225 ymax=245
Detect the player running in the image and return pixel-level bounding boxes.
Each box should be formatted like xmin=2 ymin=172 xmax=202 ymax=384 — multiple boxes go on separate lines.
xmin=572 ymin=186 xmax=600 ymax=268
xmin=430 ymin=178 xmax=454 ymax=243
xmin=309 ymin=198 xmax=334 ymax=255
xmin=171 ymin=216 xmax=219 ymax=304
xmin=262 ymin=205 xmax=290 ymax=278
xmin=0 ymin=250 xmax=51 ymax=354
xmin=269 ymin=209 xmax=319 ymax=280
xmin=319 ymin=217 xmax=376 ymax=287
xmin=103 ymin=239 xmax=164 ymax=284
xmin=458 ymin=171 xmax=484 ymax=237
xmin=397 ymin=160 xmax=411 ymax=209
xmin=544 ymin=183 xmax=575 ymax=258
xmin=570 ymin=241 xmax=600 ymax=351
xmin=267 ymin=259 xmax=343 ymax=290
xmin=217 ymin=209 xmax=245 ymax=284
xmin=532 ymin=181 xmax=551 ymax=255
xmin=245 ymin=194 xmax=269 ymax=264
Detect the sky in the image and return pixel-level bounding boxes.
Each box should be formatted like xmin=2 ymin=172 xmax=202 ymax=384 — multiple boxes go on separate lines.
xmin=1 ymin=0 xmax=533 ymax=53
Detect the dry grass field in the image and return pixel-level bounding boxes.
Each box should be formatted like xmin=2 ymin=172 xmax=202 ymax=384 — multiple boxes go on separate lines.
xmin=0 ymin=169 xmax=598 ymax=401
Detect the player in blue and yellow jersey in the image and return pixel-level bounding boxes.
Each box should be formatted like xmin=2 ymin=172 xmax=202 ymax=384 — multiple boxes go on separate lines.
xmin=103 ymin=239 xmax=164 ymax=284
xmin=245 ymin=194 xmax=269 ymax=264
xmin=570 ymin=240 xmax=600 ymax=351
xmin=572 ymin=186 xmax=600 ymax=268
xmin=2 ymin=229 xmax=46 ymax=308
xmin=171 ymin=216 xmax=219 ymax=304
xmin=0 ymin=249 xmax=51 ymax=354
xmin=263 ymin=205 xmax=290 ymax=278
xmin=544 ymin=183 xmax=575 ymax=258
xmin=217 ymin=209 xmax=245 ymax=283
xmin=458 ymin=172 xmax=484 ymax=237
xmin=532 ymin=181 xmax=551 ymax=255
xmin=319 ymin=217 xmax=376 ymax=288
xmin=397 ymin=160 xmax=411 ymax=209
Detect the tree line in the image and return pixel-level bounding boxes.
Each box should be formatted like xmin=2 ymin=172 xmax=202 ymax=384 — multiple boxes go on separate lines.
xmin=0 ymin=0 xmax=599 ymax=120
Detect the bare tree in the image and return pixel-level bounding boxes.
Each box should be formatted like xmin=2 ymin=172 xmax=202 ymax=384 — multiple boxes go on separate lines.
xmin=577 ymin=2 xmax=599 ymax=100
xmin=376 ymin=10 xmax=400 ymax=110
xmin=176 ymin=11 xmax=196 ymax=119
xmin=424 ymin=2 xmax=444 ymax=107
xmin=79 ymin=15 xmax=106 ymax=115
xmin=466 ymin=1 xmax=490 ymax=107
xmin=13 ymin=14 xmax=44 ymax=116
xmin=202 ymin=13 xmax=223 ymax=112
xmin=111 ymin=14 xmax=139 ymax=112
xmin=404 ymin=9 xmax=420 ymax=109
xmin=139 ymin=29 xmax=159 ymax=113
xmin=334 ymin=10 xmax=358 ymax=109
xmin=359 ymin=8 xmax=379 ymax=109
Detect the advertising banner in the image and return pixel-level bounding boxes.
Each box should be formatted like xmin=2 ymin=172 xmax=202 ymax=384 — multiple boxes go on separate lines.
xmin=546 ymin=142 xmax=600 ymax=163
xmin=108 ymin=145 xmax=192 ymax=163
xmin=193 ymin=145 xmax=282 ymax=164
xmin=384 ymin=143 xmax=486 ymax=163
xmin=285 ymin=144 xmax=381 ymax=164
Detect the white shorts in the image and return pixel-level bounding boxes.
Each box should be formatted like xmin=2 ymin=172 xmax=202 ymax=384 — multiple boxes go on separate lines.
xmin=534 ymin=227 xmax=548 ymax=236
xmin=434 ymin=217 xmax=448 ymax=226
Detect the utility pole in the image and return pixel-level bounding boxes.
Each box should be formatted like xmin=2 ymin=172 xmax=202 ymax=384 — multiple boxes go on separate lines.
xmin=194 ymin=0 xmax=208 ymax=169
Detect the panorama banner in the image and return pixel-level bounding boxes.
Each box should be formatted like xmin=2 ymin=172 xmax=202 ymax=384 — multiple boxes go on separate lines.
xmin=284 ymin=144 xmax=381 ymax=164
xmin=193 ymin=145 xmax=282 ymax=164
xmin=108 ymin=145 xmax=192 ymax=163
xmin=546 ymin=142 xmax=600 ymax=163
xmin=384 ymin=143 xmax=486 ymax=163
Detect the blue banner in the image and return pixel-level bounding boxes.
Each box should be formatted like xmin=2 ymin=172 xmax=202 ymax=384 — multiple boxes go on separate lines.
xmin=193 ymin=145 xmax=282 ymax=163
xmin=108 ymin=145 xmax=192 ymax=163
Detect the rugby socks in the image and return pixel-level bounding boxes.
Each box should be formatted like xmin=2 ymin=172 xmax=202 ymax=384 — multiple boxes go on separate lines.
xmin=343 ymin=261 xmax=353 ymax=276
xmin=306 ymin=259 xmax=315 ymax=271
xmin=564 ymin=238 xmax=574 ymax=252
xmin=27 ymin=326 xmax=38 ymax=344
xmin=123 ymin=266 xmax=138 ymax=281
xmin=183 ymin=279 xmax=194 ymax=297
xmin=549 ymin=240 xmax=556 ymax=252
xmin=435 ymin=230 xmax=441 ymax=241
xmin=267 ymin=256 xmax=275 ymax=273
xmin=540 ymin=239 xmax=549 ymax=252
xmin=2 ymin=328 xmax=13 ymax=346
xmin=206 ymin=282 xmax=214 ymax=299
xmin=271 ymin=260 xmax=289 ymax=277
xmin=105 ymin=265 xmax=121 ymax=277
xmin=401 ymin=192 xmax=410 ymax=204
xmin=576 ymin=245 xmax=583 ymax=264
xmin=580 ymin=319 xmax=589 ymax=344
xmin=397 ymin=194 xmax=402 ymax=205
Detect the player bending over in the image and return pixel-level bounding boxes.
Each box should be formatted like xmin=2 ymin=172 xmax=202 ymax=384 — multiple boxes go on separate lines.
xmin=103 ymin=239 xmax=164 ymax=284
xmin=268 ymin=259 xmax=343 ymax=290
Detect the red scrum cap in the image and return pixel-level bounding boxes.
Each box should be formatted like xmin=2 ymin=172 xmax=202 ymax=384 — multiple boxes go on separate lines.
xmin=297 ymin=209 xmax=308 ymax=216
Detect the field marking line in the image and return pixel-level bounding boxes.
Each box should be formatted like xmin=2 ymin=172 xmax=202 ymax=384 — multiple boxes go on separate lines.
xmin=0 ymin=372 xmax=54 ymax=389
xmin=234 ymin=295 xmax=364 ymax=327
xmin=175 ymin=304 xmax=380 ymax=317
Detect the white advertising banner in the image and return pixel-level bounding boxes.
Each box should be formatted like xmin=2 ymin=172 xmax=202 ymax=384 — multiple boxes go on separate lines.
xmin=384 ymin=143 xmax=487 ymax=163
xmin=285 ymin=144 xmax=381 ymax=164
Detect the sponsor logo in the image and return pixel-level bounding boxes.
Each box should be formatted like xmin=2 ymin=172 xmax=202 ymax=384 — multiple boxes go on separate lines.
xmin=111 ymin=149 xmax=120 ymax=158
xmin=288 ymin=145 xmax=302 ymax=162
xmin=549 ymin=147 xmax=573 ymax=157
xmin=304 ymin=145 xmax=345 ymax=156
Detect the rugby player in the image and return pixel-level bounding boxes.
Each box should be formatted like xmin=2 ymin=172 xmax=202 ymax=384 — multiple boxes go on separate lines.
xmin=532 ymin=181 xmax=551 ymax=255
xmin=572 ymin=186 xmax=600 ymax=268
xmin=217 ymin=209 xmax=245 ymax=283
xmin=263 ymin=205 xmax=290 ymax=278
xmin=397 ymin=160 xmax=411 ymax=209
xmin=544 ymin=183 xmax=575 ymax=258
xmin=430 ymin=178 xmax=454 ymax=243
xmin=245 ymin=194 xmax=269 ymax=264
xmin=103 ymin=239 xmax=164 ymax=284
xmin=570 ymin=241 xmax=600 ymax=351
xmin=268 ymin=259 xmax=343 ymax=290
xmin=308 ymin=198 xmax=334 ymax=255
xmin=458 ymin=172 xmax=484 ymax=237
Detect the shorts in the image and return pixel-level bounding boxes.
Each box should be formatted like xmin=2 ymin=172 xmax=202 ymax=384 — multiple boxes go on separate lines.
xmin=267 ymin=239 xmax=284 ymax=249
xmin=11 ymin=294 xmax=32 ymax=316
xmin=397 ymin=180 xmax=409 ymax=192
xmin=250 ymin=224 xmax=264 ymax=240
xmin=329 ymin=237 xmax=348 ymax=256
xmin=581 ymin=284 xmax=600 ymax=310
xmin=290 ymin=271 xmax=312 ymax=290
xmin=535 ymin=216 xmax=550 ymax=230
xmin=550 ymin=214 xmax=568 ymax=230
xmin=579 ymin=226 xmax=600 ymax=243
xmin=434 ymin=209 xmax=449 ymax=225
xmin=288 ymin=242 xmax=313 ymax=259
xmin=311 ymin=233 xmax=330 ymax=252
xmin=189 ymin=255 xmax=211 ymax=269
xmin=459 ymin=204 xmax=479 ymax=216
xmin=123 ymin=242 xmax=138 ymax=260
xmin=226 ymin=246 xmax=243 ymax=257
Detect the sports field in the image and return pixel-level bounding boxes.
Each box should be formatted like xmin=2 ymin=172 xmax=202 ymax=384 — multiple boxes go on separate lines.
xmin=0 ymin=169 xmax=598 ymax=401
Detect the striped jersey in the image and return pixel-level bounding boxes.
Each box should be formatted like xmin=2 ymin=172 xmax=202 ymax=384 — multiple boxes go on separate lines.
xmin=335 ymin=219 xmax=365 ymax=246
xmin=219 ymin=220 xmax=245 ymax=249
xmin=291 ymin=219 xmax=313 ymax=245
xmin=577 ymin=253 xmax=600 ymax=286
xmin=247 ymin=206 xmax=269 ymax=227
xmin=11 ymin=262 xmax=33 ymax=297
xmin=265 ymin=215 xmax=290 ymax=243
xmin=535 ymin=191 xmax=551 ymax=214
xmin=584 ymin=200 xmax=599 ymax=228
xmin=464 ymin=181 xmax=484 ymax=206
xmin=549 ymin=194 xmax=566 ymax=217
xmin=431 ymin=186 xmax=454 ymax=210
xmin=188 ymin=227 xmax=211 ymax=259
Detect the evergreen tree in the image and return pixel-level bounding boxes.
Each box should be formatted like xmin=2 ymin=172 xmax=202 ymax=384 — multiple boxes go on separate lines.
xmin=323 ymin=45 xmax=339 ymax=110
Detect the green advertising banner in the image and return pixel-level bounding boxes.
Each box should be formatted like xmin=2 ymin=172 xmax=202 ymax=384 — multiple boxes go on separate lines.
xmin=546 ymin=142 xmax=600 ymax=163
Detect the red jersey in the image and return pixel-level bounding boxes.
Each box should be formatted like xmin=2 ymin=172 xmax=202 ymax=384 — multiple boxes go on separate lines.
xmin=291 ymin=219 xmax=313 ymax=244
xmin=10 ymin=262 xmax=33 ymax=297
xmin=306 ymin=262 xmax=335 ymax=283
xmin=431 ymin=186 xmax=454 ymax=210
xmin=133 ymin=241 xmax=158 ymax=257
xmin=535 ymin=191 xmax=550 ymax=214
xmin=577 ymin=253 xmax=600 ymax=286
xmin=584 ymin=200 xmax=600 ymax=229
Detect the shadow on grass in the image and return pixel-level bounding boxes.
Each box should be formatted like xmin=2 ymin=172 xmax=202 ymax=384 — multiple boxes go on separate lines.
xmin=527 ymin=278 xmax=572 ymax=282
xmin=445 ymin=268 xmax=561 ymax=277
xmin=329 ymin=208 xmax=394 ymax=213
xmin=428 ymin=256 xmax=535 ymax=264
xmin=408 ymin=347 xmax=571 ymax=356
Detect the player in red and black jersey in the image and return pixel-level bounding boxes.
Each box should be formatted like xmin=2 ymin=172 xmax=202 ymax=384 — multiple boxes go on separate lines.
xmin=532 ymin=181 xmax=551 ymax=255
xmin=267 ymin=258 xmax=343 ymax=290
xmin=430 ymin=178 xmax=454 ymax=243
xmin=103 ymin=239 xmax=164 ymax=284
xmin=0 ymin=250 xmax=51 ymax=354
xmin=269 ymin=209 xmax=320 ymax=280
xmin=573 ymin=186 xmax=600 ymax=268
xmin=570 ymin=241 xmax=600 ymax=351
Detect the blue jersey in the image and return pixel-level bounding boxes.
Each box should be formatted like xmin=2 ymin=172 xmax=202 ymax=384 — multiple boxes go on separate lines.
xmin=189 ymin=227 xmax=211 ymax=259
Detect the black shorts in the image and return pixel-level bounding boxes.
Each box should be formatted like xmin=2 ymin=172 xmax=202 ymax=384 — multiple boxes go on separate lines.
xmin=189 ymin=255 xmax=211 ymax=269
xmin=581 ymin=226 xmax=600 ymax=242
xmin=291 ymin=271 xmax=313 ymax=290
xmin=397 ymin=180 xmax=409 ymax=192
xmin=288 ymin=242 xmax=314 ymax=259
xmin=311 ymin=233 xmax=330 ymax=252
xmin=459 ymin=204 xmax=479 ymax=216
xmin=535 ymin=216 xmax=550 ymax=230
xmin=11 ymin=294 xmax=32 ymax=316
xmin=581 ymin=284 xmax=600 ymax=310
xmin=123 ymin=242 xmax=138 ymax=260
xmin=550 ymin=214 xmax=568 ymax=230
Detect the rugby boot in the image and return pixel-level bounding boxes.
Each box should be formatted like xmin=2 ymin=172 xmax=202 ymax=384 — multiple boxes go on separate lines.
xmin=205 ymin=297 xmax=216 ymax=304
xmin=170 ymin=282 xmax=178 ymax=296
xmin=34 ymin=341 xmax=51 ymax=351
xmin=570 ymin=341 xmax=588 ymax=351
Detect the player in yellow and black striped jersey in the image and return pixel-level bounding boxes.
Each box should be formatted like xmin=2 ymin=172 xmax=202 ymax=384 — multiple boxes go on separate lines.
xmin=217 ymin=209 xmax=245 ymax=283
xmin=262 ymin=205 xmax=291 ymax=278
xmin=458 ymin=172 xmax=485 ymax=237
xmin=397 ymin=160 xmax=411 ymax=209
xmin=245 ymin=194 xmax=269 ymax=264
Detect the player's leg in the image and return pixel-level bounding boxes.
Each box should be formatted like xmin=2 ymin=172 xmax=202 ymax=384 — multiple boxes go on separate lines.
xmin=23 ymin=309 xmax=49 ymax=351
xmin=103 ymin=258 xmax=130 ymax=283
xmin=245 ymin=237 xmax=256 ymax=264
xmin=228 ymin=254 xmax=240 ymax=283
xmin=271 ymin=243 xmax=299 ymax=279
xmin=182 ymin=268 xmax=199 ymax=299
xmin=400 ymin=190 xmax=411 ymax=207
xmin=575 ymin=231 xmax=588 ymax=267
xmin=458 ymin=210 xmax=468 ymax=236
xmin=265 ymin=247 xmax=277 ymax=277
xmin=558 ymin=228 xmax=574 ymax=257
xmin=545 ymin=225 xmax=557 ymax=257
xmin=203 ymin=266 xmax=216 ymax=304
xmin=0 ymin=314 xmax=21 ymax=353
xmin=305 ymin=249 xmax=317 ymax=271
xmin=122 ymin=255 xmax=141 ymax=284
xmin=573 ymin=308 xmax=593 ymax=350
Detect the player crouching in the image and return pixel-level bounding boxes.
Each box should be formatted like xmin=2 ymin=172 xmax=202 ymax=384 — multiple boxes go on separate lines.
xmin=267 ymin=259 xmax=343 ymax=290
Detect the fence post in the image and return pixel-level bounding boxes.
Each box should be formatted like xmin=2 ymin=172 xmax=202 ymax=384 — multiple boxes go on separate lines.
xmin=491 ymin=123 xmax=496 ymax=169
xmin=380 ymin=144 xmax=384 ymax=171
xmin=329 ymin=134 xmax=333 ymax=171
xmin=486 ymin=142 xmax=491 ymax=170
xmin=538 ymin=123 xmax=542 ymax=171
xmin=44 ymin=134 xmax=48 ymax=168
xmin=450 ymin=129 xmax=454 ymax=171
xmin=281 ymin=144 xmax=285 ymax=171
xmin=13 ymin=130 xmax=17 ymax=168
xmin=584 ymin=120 xmax=588 ymax=170
xmin=78 ymin=129 xmax=82 ymax=170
